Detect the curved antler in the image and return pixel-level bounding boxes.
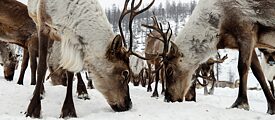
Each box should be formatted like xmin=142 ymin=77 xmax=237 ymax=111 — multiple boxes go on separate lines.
xmin=118 ymin=0 xmax=158 ymax=60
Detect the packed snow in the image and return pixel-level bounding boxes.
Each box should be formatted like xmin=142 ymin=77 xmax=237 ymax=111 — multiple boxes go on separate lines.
xmin=0 ymin=64 xmax=275 ymax=120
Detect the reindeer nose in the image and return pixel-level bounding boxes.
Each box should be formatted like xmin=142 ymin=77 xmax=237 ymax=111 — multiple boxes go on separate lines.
xmin=110 ymin=97 xmax=132 ymax=112
xmin=4 ymin=74 xmax=14 ymax=81
xmin=164 ymin=91 xmax=183 ymax=102
xmin=268 ymin=57 xmax=275 ymax=66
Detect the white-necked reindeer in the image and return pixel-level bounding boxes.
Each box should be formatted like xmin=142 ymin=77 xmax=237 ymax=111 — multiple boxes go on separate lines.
xmin=162 ymin=0 xmax=275 ymax=114
xmin=26 ymin=0 xmax=155 ymax=118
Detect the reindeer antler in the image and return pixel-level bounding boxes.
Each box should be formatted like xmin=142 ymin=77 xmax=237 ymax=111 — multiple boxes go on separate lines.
xmin=142 ymin=14 xmax=173 ymax=59
xmin=118 ymin=0 xmax=157 ymax=60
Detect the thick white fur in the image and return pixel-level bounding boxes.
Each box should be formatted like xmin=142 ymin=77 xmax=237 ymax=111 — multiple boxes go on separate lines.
xmin=28 ymin=0 xmax=115 ymax=73
xmin=175 ymin=0 xmax=220 ymax=96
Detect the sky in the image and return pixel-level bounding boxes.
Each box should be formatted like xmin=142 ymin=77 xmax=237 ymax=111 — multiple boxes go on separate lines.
xmin=18 ymin=0 xmax=194 ymax=9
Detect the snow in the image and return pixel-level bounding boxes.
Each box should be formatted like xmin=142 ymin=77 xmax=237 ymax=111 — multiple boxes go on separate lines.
xmin=2 ymin=0 xmax=274 ymax=119
xmin=0 ymin=65 xmax=275 ymax=119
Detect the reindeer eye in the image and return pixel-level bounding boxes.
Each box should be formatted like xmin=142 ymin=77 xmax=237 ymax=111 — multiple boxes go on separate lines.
xmin=166 ymin=67 xmax=174 ymax=77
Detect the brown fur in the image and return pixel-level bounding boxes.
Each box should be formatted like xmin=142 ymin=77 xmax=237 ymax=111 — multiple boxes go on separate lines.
xmin=0 ymin=41 xmax=18 ymax=81
xmin=145 ymin=30 xmax=165 ymax=97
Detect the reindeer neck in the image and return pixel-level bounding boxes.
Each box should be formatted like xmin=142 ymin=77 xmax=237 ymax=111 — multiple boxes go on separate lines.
xmin=175 ymin=0 xmax=220 ymax=65
xmin=43 ymin=0 xmax=115 ymax=57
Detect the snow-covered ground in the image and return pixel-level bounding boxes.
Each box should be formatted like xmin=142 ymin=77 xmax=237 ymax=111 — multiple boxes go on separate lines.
xmin=0 ymin=65 xmax=275 ymax=120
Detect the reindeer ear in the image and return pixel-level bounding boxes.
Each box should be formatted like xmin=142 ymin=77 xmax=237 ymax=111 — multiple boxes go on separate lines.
xmin=168 ymin=42 xmax=181 ymax=58
xmin=111 ymin=35 xmax=123 ymax=53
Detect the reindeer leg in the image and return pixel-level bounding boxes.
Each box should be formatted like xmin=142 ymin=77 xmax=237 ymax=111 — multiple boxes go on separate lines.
xmin=203 ymin=78 xmax=208 ymax=95
xmin=17 ymin=48 xmax=29 ymax=85
xmin=269 ymin=81 xmax=275 ymax=97
xmin=60 ymin=71 xmax=77 ymax=118
xmin=76 ymin=72 xmax=90 ymax=100
xmin=161 ymin=67 xmax=165 ymax=95
xmin=85 ymin=72 xmax=94 ymax=89
xmin=185 ymin=79 xmax=196 ymax=102
xmin=152 ymin=64 xmax=160 ymax=97
xmin=29 ymin=47 xmax=37 ymax=85
xmin=147 ymin=63 xmax=153 ymax=92
xmin=230 ymin=34 xmax=255 ymax=111
xmin=209 ymin=70 xmax=216 ymax=95
xmin=26 ymin=27 xmax=48 ymax=118
xmin=250 ymin=50 xmax=275 ymax=114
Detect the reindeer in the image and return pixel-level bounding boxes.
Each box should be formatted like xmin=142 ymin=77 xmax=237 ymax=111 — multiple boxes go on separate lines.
xmin=259 ymin=48 xmax=275 ymax=96
xmin=161 ymin=0 xmax=275 ymax=114
xmin=200 ymin=54 xmax=228 ymax=95
xmin=144 ymin=16 xmax=172 ymax=97
xmin=184 ymin=54 xmax=228 ymax=101
xmin=26 ymin=0 xmax=155 ymax=118
xmin=0 ymin=0 xmax=38 ymax=85
xmin=0 ymin=41 xmax=19 ymax=81
xmin=129 ymin=52 xmax=147 ymax=86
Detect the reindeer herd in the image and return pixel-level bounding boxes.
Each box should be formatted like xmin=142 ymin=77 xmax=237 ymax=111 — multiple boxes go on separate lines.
xmin=0 ymin=0 xmax=275 ymax=118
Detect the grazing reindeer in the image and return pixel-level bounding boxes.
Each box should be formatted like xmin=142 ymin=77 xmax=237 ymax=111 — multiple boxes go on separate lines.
xmin=200 ymin=55 xmax=228 ymax=95
xmin=144 ymin=16 xmax=171 ymax=97
xmin=0 ymin=0 xmax=43 ymax=85
xmin=259 ymin=48 xmax=275 ymax=96
xmin=27 ymin=0 xmax=155 ymax=118
xmin=185 ymin=55 xmax=228 ymax=101
xmin=129 ymin=53 xmax=147 ymax=86
xmin=215 ymin=80 xmax=239 ymax=88
xmin=0 ymin=41 xmax=19 ymax=81
xmin=162 ymin=0 xmax=275 ymax=114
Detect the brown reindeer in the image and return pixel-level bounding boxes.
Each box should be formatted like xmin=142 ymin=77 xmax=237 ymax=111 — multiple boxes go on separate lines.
xmin=185 ymin=54 xmax=228 ymax=101
xmin=0 ymin=0 xmax=90 ymax=100
xmin=26 ymin=0 xmax=155 ymax=118
xmin=0 ymin=41 xmax=19 ymax=81
xmin=144 ymin=16 xmax=171 ymax=97
xmin=200 ymin=55 xmax=228 ymax=95
xmin=0 ymin=0 xmax=38 ymax=85
xmin=161 ymin=0 xmax=275 ymax=114
xmin=129 ymin=53 xmax=147 ymax=86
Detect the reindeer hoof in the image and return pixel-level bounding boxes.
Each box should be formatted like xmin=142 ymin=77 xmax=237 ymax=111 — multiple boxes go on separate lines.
xmin=161 ymin=90 xmax=165 ymax=95
xmin=77 ymin=93 xmax=90 ymax=100
xmin=151 ymin=91 xmax=159 ymax=97
xmin=31 ymin=81 xmax=36 ymax=85
xmin=230 ymin=100 xmax=250 ymax=111
xmin=87 ymin=82 xmax=94 ymax=89
xmin=147 ymin=86 xmax=152 ymax=92
xmin=60 ymin=109 xmax=77 ymax=118
xmin=267 ymin=103 xmax=275 ymax=115
xmin=25 ymin=98 xmax=41 ymax=118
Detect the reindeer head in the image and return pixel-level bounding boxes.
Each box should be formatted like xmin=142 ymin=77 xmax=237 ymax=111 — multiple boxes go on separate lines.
xmin=259 ymin=48 xmax=275 ymax=66
xmin=2 ymin=51 xmax=19 ymax=81
xmin=95 ymin=0 xmax=155 ymax=111
xmin=142 ymin=15 xmax=188 ymax=102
